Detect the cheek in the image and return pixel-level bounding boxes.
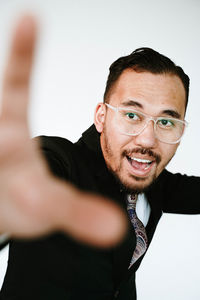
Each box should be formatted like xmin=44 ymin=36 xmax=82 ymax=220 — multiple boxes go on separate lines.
xmin=112 ymin=135 xmax=133 ymax=157
xmin=102 ymin=127 xmax=131 ymax=170
xmin=160 ymin=144 xmax=178 ymax=166
xmin=105 ymin=121 xmax=130 ymax=150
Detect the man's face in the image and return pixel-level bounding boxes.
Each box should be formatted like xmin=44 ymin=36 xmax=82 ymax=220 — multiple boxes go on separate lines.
xmin=94 ymin=69 xmax=186 ymax=192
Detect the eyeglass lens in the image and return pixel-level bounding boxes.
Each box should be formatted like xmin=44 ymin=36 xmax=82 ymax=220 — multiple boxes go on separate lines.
xmin=115 ymin=108 xmax=185 ymax=144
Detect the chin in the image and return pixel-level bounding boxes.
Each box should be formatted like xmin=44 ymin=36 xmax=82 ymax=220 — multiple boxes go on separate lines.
xmin=117 ymin=173 xmax=156 ymax=194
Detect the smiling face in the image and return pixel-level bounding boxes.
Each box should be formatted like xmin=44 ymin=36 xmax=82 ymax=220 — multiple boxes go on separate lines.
xmin=94 ymin=69 xmax=186 ymax=193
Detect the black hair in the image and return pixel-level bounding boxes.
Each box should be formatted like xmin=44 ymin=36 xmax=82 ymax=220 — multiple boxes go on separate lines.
xmin=104 ymin=47 xmax=189 ymax=109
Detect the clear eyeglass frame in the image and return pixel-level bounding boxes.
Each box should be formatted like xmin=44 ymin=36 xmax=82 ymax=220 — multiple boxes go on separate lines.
xmin=105 ymin=103 xmax=188 ymax=145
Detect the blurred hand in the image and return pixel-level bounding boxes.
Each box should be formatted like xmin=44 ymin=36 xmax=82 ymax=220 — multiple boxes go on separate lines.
xmin=0 ymin=15 xmax=127 ymax=247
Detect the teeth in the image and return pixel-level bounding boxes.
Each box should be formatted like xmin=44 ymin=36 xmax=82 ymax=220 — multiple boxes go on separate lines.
xmin=131 ymin=157 xmax=152 ymax=164
xmin=144 ymin=164 xmax=151 ymax=170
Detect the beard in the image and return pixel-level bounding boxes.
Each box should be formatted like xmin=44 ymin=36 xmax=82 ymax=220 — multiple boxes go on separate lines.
xmin=108 ymin=162 xmax=158 ymax=194
xmin=101 ymin=128 xmax=162 ymax=194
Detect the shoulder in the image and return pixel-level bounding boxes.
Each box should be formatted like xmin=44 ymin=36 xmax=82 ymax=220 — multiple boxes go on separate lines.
xmin=35 ymin=135 xmax=79 ymax=180
xmin=154 ymin=169 xmax=200 ymax=213
xmin=147 ymin=168 xmax=200 ymax=202
xmin=37 ymin=135 xmax=74 ymax=153
xmin=35 ymin=135 xmax=96 ymax=184
xmin=159 ymin=168 xmax=200 ymax=187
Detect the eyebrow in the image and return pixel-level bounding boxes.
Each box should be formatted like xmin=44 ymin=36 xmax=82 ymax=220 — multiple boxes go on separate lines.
xmin=120 ymin=99 xmax=181 ymax=119
xmin=161 ymin=109 xmax=181 ymax=119
xmin=121 ymin=99 xmax=143 ymax=108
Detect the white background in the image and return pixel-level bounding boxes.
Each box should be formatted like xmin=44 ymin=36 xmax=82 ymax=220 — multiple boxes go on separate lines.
xmin=0 ymin=0 xmax=199 ymax=299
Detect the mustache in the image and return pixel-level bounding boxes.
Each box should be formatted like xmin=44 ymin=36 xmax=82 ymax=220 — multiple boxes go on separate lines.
xmin=123 ymin=148 xmax=161 ymax=164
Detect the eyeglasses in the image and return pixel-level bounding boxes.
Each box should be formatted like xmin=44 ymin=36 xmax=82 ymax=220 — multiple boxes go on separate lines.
xmin=105 ymin=103 xmax=188 ymax=144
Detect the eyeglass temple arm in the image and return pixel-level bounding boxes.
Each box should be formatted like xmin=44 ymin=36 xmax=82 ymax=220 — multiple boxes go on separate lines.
xmin=105 ymin=103 xmax=118 ymax=111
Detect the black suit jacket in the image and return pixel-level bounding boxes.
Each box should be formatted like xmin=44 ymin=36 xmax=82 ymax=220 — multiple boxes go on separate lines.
xmin=1 ymin=125 xmax=200 ymax=300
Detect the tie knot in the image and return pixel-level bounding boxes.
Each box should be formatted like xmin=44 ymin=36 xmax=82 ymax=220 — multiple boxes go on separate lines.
xmin=127 ymin=194 xmax=137 ymax=207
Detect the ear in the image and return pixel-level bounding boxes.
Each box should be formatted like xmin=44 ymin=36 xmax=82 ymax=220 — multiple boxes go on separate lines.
xmin=94 ymin=103 xmax=106 ymax=133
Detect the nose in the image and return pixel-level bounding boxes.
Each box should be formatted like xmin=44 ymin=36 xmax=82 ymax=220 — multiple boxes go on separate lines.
xmin=133 ymin=119 xmax=157 ymax=149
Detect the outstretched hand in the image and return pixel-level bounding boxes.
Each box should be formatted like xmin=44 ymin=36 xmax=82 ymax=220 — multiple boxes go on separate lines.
xmin=0 ymin=15 xmax=127 ymax=247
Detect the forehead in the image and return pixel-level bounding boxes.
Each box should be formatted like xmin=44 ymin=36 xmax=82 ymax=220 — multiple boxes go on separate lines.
xmin=109 ymin=69 xmax=186 ymax=117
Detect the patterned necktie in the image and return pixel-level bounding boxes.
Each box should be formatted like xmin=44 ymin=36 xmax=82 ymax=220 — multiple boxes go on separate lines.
xmin=127 ymin=194 xmax=148 ymax=269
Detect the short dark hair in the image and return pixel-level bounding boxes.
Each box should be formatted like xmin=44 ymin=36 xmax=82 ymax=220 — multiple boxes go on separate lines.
xmin=104 ymin=47 xmax=190 ymax=109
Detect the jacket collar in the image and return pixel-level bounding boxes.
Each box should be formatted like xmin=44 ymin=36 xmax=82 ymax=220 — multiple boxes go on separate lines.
xmin=81 ymin=124 xmax=102 ymax=154
xmin=79 ymin=124 xmax=111 ymax=178
xmin=77 ymin=124 xmax=128 ymax=206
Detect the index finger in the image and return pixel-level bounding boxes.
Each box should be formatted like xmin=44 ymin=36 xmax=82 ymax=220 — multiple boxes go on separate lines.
xmin=1 ymin=15 xmax=37 ymax=124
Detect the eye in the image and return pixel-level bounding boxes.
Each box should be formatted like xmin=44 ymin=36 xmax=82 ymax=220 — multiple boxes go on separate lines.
xmin=157 ymin=118 xmax=175 ymax=128
xmin=125 ymin=112 xmax=139 ymax=120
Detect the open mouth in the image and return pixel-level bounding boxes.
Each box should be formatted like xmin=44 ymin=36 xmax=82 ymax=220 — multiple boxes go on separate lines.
xmin=126 ymin=156 xmax=155 ymax=175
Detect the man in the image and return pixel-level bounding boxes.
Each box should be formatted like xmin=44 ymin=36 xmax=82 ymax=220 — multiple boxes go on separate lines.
xmin=0 ymin=15 xmax=199 ymax=300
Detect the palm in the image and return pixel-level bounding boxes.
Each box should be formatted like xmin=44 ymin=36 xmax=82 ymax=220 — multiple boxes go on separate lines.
xmin=0 ymin=15 xmax=126 ymax=247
